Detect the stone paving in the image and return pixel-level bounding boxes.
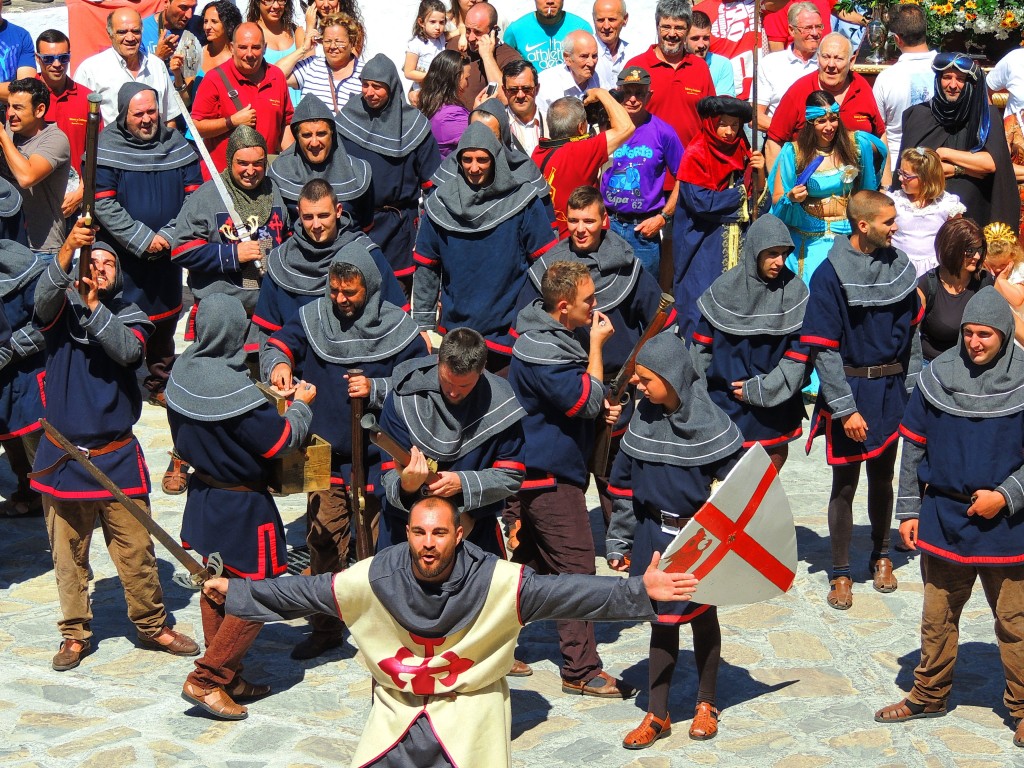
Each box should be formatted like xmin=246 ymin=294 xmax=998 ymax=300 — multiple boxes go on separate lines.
xmin=1 ymin=324 xmax=1021 ymax=767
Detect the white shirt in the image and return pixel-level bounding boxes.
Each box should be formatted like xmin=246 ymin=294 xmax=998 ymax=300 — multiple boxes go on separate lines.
xmin=988 ymin=48 xmax=1024 ymax=118
xmin=872 ymin=50 xmax=937 ymax=171
xmin=508 ymin=107 xmax=546 ymax=157
xmin=756 ymin=46 xmax=817 ymax=117
xmin=74 ymin=46 xmax=181 ymax=126
xmin=536 ymin=64 xmax=600 ymax=117
xmin=595 ymin=37 xmax=631 ymax=90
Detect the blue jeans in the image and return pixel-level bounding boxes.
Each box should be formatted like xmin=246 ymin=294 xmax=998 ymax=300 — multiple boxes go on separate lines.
xmin=608 ymin=217 xmax=661 ymax=276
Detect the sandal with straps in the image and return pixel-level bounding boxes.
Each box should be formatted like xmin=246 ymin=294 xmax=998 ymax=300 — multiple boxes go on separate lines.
xmin=874 ymin=698 xmax=946 ymax=723
xmin=623 ymin=712 xmax=671 ymax=749
xmin=689 ymin=701 xmax=719 ymax=740
xmin=226 ymin=677 xmax=271 ymax=702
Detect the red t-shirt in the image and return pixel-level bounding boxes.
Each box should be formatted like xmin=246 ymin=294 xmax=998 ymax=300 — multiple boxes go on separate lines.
xmin=763 ymin=0 xmax=834 ymax=46
xmin=694 ymin=0 xmax=758 ymax=100
xmin=191 ymin=60 xmax=294 ymax=174
xmin=532 ymin=134 xmax=609 ymax=239
xmin=42 ymin=77 xmax=98 ymax=176
xmin=767 ymin=71 xmax=885 ymax=144
xmin=623 ymin=46 xmax=715 ymax=149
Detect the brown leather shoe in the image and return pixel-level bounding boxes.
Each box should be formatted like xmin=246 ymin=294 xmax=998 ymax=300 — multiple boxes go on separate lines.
xmin=871 ymin=557 xmax=898 ymax=593
xmin=689 ymin=701 xmax=719 ymax=740
xmin=874 ymin=698 xmax=946 ymax=723
xmin=623 ymin=712 xmax=671 ymax=749
xmin=561 ymin=670 xmax=635 ymax=698
xmin=507 ymin=659 xmax=533 ymax=677
xmin=1014 ymin=718 xmax=1024 ymax=747
xmin=291 ymin=632 xmax=344 ymax=660
xmin=137 ymin=627 xmax=200 ymax=656
xmin=148 ymin=391 xmax=167 ymax=408
xmin=827 ymin=577 xmax=853 ymax=610
xmin=162 ymin=455 xmax=189 ymax=495
xmin=182 ymin=681 xmax=248 ymax=720
xmin=52 ymin=639 xmax=91 ymax=671
xmin=225 ymin=677 xmax=271 ymax=702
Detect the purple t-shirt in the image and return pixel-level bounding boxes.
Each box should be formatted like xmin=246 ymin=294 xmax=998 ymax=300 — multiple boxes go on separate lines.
xmin=429 ymin=103 xmax=471 ymax=160
xmin=600 ymin=113 xmax=684 ymax=216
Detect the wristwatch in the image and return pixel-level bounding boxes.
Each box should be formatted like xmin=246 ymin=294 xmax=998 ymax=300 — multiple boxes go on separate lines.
xmin=658 ymin=210 xmax=673 ymax=224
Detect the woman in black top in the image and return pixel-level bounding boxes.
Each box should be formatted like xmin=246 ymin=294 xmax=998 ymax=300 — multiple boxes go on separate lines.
xmin=918 ymin=217 xmax=991 ymax=363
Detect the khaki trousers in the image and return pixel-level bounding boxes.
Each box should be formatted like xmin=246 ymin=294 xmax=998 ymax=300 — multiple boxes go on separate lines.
xmin=911 ymin=552 xmax=1024 ymax=719
xmin=43 ymin=494 xmax=167 ymax=641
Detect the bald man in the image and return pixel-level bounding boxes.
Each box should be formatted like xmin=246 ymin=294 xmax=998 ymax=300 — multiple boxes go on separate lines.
xmin=446 ymin=3 xmax=522 ymax=110
xmin=536 ymin=30 xmax=601 ymax=115
xmin=75 ymin=8 xmax=182 ymax=126
xmin=593 ymin=0 xmax=632 ymax=88
xmin=191 ymin=22 xmax=294 ymax=172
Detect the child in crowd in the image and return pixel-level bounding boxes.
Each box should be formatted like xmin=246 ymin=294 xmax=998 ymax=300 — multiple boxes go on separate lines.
xmin=987 ymin=222 xmax=1024 ymax=330
xmin=404 ymin=0 xmax=447 ymax=90
xmin=888 ymin=147 xmax=964 ymax=278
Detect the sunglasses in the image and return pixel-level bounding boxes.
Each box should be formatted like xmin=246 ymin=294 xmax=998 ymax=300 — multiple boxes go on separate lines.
xmin=37 ymin=53 xmax=71 ymax=65
xmin=505 ymin=85 xmax=535 ymax=95
xmin=896 ymin=169 xmax=918 ymax=181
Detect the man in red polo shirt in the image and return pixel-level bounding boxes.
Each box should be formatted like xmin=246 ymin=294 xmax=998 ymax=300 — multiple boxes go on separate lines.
xmin=765 ymin=32 xmax=886 ymax=168
xmin=622 ymin=0 xmax=715 ymax=149
xmin=31 ymin=29 xmax=97 ymax=220
xmin=191 ymin=22 xmax=293 ymax=174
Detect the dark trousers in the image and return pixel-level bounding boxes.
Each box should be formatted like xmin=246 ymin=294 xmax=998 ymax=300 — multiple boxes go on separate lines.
xmin=3 ymin=429 xmax=40 ymax=499
xmin=143 ymin=314 xmax=179 ymax=394
xmin=188 ymin=575 xmax=262 ymax=689
xmin=511 ymin=483 xmax=602 ymax=681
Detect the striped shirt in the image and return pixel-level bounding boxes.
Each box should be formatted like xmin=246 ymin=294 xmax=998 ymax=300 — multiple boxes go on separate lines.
xmin=293 ymin=55 xmax=363 ymax=115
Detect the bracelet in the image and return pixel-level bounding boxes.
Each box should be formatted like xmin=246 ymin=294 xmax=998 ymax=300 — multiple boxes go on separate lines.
xmin=658 ymin=211 xmax=673 ymax=224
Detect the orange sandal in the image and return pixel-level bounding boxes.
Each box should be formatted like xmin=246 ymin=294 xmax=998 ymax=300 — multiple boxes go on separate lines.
xmin=623 ymin=712 xmax=671 ymax=749
xmin=689 ymin=701 xmax=719 ymax=740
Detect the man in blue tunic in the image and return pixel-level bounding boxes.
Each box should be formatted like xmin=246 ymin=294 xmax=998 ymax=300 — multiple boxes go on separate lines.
xmin=874 ymin=288 xmax=1024 ymax=749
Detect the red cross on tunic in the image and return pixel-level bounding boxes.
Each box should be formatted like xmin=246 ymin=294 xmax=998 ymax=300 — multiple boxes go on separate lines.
xmin=378 ymin=634 xmax=476 ymax=695
xmin=267 ymin=211 xmax=285 ymax=244
xmin=663 ymin=463 xmax=795 ymax=592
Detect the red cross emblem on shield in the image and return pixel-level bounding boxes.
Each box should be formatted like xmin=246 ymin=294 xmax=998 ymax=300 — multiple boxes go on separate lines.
xmin=377 ymin=634 xmax=475 ymax=695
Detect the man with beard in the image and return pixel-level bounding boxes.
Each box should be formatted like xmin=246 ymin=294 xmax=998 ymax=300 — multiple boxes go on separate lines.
xmin=508 ymin=261 xmax=628 ymax=695
xmin=172 ymin=125 xmax=289 ymax=352
xmin=268 ymin=94 xmax=374 ymax=228
xmin=335 ymin=54 xmax=441 ymax=294
xmin=623 ymin=1 xmax=715 ymax=149
xmin=94 ymin=83 xmax=201 ymax=417
xmin=376 ymin=328 xmax=527 ymax=559
xmin=252 ymin=179 xmax=405 ymax=340
xmin=800 ymin=190 xmax=922 ymax=611
xmin=899 ymin=53 xmax=1019 ymax=231
xmin=536 ymin=30 xmax=600 ymax=117
xmin=414 ymin=123 xmax=556 ymax=374
xmin=31 ymin=221 xmax=199 ymax=672
xmin=202 ymin=495 xmax=698 ymax=767
xmin=261 ymin=246 xmax=429 ymax=660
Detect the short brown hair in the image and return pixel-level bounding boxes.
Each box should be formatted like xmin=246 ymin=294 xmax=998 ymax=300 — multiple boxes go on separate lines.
xmin=541 ymin=261 xmax=590 ymax=311
xmin=935 ymin=217 xmax=986 ymax=277
xmin=899 ymin=147 xmax=945 ymax=207
xmin=846 ymin=189 xmax=894 ymax=228
xmin=566 ymin=185 xmax=605 ymax=216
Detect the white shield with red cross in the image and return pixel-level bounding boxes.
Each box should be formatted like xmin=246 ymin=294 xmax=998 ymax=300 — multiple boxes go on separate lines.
xmin=658 ymin=443 xmax=797 ymax=605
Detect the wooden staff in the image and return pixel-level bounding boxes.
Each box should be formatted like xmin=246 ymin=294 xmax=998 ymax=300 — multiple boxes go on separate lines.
xmin=349 ymin=368 xmax=373 ymax=561
xmin=78 ymin=93 xmax=103 ymax=299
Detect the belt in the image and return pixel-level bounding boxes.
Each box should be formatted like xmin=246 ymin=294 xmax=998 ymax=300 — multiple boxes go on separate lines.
xmin=193 ymin=471 xmax=265 ymax=493
xmin=29 ymin=433 xmax=135 ymax=479
xmin=609 ymin=210 xmax=657 ymax=223
xmin=801 ymin=196 xmax=848 ymax=220
xmin=843 ymin=362 xmax=903 ymax=379
xmin=928 ymin=485 xmax=975 ymax=504
xmin=644 ymin=502 xmax=689 ymax=529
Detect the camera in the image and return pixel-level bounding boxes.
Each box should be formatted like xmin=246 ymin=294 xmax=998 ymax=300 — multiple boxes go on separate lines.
xmin=584 ymin=89 xmax=624 ymax=131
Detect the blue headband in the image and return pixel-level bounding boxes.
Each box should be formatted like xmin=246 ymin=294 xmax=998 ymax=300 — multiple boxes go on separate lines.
xmin=805 ymin=103 xmax=840 ymax=121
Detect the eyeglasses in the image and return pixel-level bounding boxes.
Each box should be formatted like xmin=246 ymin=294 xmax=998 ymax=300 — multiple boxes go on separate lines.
xmin=896 ymin=169 xmax=918 ymax=181
xmin=260 ymin=0 xmax=286 ymax=6
xmin=657 ymin=22 xmax=688 ymax=33
xmin=322 ymin=39 xmax=349 ymax=50
xmin=505 ymin=85 xmax=535 ymax=95
xmin=793 ymin=23 xmax=824 ymax=33
xmin=37 ymin=53 xmax=71 ymax=65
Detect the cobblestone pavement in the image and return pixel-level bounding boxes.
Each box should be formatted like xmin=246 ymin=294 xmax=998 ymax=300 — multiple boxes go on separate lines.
xmin=1 ymin=322 xmax=1020 ymax=768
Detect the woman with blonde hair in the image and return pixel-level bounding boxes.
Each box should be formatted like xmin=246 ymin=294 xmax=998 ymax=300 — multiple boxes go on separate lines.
xmin=888 ymin=147 xmax=965 ymax=277
xmin=276 ymin=12 xmax=365 ymax=114
xmin=987 ymin=222 xmax=1024 ymax=321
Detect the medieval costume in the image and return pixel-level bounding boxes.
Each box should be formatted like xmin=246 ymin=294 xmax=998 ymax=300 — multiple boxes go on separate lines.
xmin=414 ymin=123 xmax=556 ymax=371
xmin=268 ymin=94 xmax=374 ymax=227
xmin=335 ymin=54 xmax=441 ymax=287
xmin=899 ymin=53 xmax=1020 ymax=232
xmin=607 ymin=331 xmax=744 ymax=746
xmin=692 ymin=214 xmax=810 ymax=460
xmin=168 ymin=294 xmax=312 ymax=719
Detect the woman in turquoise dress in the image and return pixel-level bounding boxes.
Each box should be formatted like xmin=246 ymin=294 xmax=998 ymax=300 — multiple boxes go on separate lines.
xmin=248 ymin=0 xmax=305 ymax=107
xmin=769 ymin=90 xmax=888 ymax=285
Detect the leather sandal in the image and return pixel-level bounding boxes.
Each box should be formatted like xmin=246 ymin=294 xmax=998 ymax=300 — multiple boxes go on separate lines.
xmin=1014 ymin=718 xmax=1024 ymax=747
xmin=507 ymin=659 xmax=533 ymax=677
xmin=225 ymin=677 xmax=271 ymax=702
xmin=182 ymin=681 xmax=248 ymax=720
xmin=162 ymin=454 xmax=189 ymax=496
xmin=561 ymin=670 xmax=635 ymax=698
xmin=623 ymin=712 xmax=671 ymax=749
xmin=827 ymin=577 xmax=853 ymax=610
xmin=689 ymin=701 xmax=719 ymax=740
xmin=52 ymin=638 xmax=91 ymax=671
xmin=137 ymin=627 xmax=200 ymax=656
xmin=871 ymin=557 xmax=898 ymax=593
xmin=874 ymin=698 xmax=946 ymax=723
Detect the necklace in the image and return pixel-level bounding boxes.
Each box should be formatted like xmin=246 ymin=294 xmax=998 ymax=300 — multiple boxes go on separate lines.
xmin=815 ymin=147 xmax=834 ymax=157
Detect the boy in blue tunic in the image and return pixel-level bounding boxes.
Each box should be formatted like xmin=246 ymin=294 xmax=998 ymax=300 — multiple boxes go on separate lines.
xmin=799 ymin=190 xmax=922 ymax=610
xmin=875 ymin=288 xmax=1024 ymax=749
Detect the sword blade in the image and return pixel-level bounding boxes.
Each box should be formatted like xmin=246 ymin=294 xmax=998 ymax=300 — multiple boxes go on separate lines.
xmin=39 ymin=419 xmax=214 ymax=584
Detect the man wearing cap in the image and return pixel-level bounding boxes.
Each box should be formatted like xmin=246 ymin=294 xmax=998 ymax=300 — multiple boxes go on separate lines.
xmin=598 ymin=65 xmax=683 ymax=276
xmin=899 ymin=53 xmax=1019 ymax=231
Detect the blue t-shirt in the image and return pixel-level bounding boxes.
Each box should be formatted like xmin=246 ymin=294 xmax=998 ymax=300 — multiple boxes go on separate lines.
xmin=0 ymin=20 xmax=35 ymax=82
xmin=706 ymin=52 xmax=736 ymax=99
xmin=601 ymin=113 xmax=683 ymax=216
xmin=503 ymin=12 xmax=592 ymax=73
